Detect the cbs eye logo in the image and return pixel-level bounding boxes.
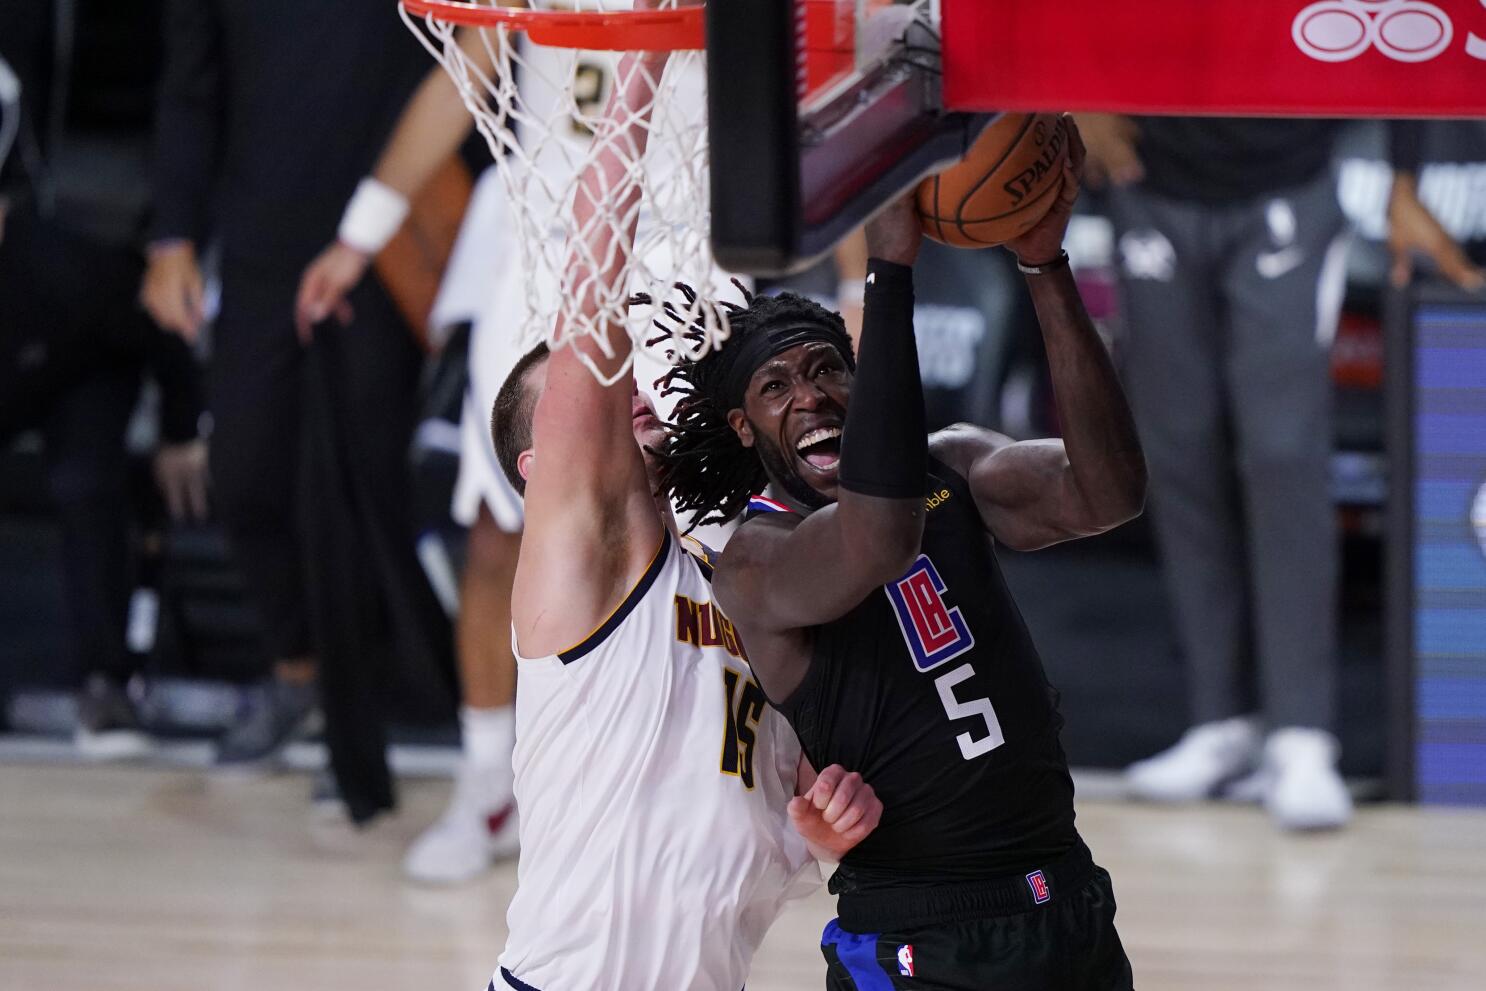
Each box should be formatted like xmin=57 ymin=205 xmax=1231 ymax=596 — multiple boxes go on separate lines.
xmin=1293 ymin=0 xmax=1486 ymax=62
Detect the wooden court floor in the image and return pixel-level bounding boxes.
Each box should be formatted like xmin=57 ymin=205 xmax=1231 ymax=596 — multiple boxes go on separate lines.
xmin=2 ymin=761 xmax=1483 ymax=991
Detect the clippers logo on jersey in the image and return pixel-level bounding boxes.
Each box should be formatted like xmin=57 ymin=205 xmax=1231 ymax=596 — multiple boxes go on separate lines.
xmin=897 ymin=944 xmax=916 ymax=977
xmin=886 ymin=555 xmax=976 ymax=672
xmin=1027 ymin=869 xmax=1051 ymax=905
xmin=675 ymin=595 xmax=748 ymax=661
xmin=720 ymin=668 xmax=767 ymax=789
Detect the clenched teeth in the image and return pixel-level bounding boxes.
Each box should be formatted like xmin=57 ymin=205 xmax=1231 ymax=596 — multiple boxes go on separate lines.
xmin=796 ymin=427 xmax=842 ymax=451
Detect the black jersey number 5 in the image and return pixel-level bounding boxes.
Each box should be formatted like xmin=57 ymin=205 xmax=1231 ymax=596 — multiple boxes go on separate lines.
xmin=935 ymin=663 xmax=1005 ymax=760
xmin=887 ymin=554 xmax=1006 ymax=761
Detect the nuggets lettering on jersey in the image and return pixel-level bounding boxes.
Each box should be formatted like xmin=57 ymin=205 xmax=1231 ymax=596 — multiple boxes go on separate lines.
xmin=675 ymin=594 xmax=749 ymax=660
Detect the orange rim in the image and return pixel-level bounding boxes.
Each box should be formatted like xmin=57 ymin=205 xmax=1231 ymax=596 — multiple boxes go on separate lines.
xmin=400 ymin=1 xmax=706 ymax=51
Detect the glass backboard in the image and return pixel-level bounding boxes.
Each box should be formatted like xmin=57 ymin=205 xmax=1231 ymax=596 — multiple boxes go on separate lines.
xmin=706 ymin=0 xmax=991 ymax=275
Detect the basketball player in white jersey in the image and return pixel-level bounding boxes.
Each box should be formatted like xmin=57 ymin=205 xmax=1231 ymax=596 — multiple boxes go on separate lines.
xmin=294 ymin=11 xmax=721 ymax=884
xmin=486 ymin=33 xmax=881 ymax=991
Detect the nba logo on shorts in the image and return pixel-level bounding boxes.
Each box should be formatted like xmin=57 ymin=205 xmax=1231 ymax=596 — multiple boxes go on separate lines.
xmin=1027 ymin=869 xmax=1051 ymax=905
xmin=896 ymin=943 xmax=915 ymax=977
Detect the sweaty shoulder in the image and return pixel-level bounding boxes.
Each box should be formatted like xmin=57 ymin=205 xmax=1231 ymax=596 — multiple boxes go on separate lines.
xmin=713 ymin=515 xmax=797 ymax=610
xmin=716 ymin=513 xmax=799 ymax=575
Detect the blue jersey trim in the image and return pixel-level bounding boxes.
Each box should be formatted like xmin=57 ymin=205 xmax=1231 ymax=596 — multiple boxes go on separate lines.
xmin=747 ymin=494 xmax=794 ymax=515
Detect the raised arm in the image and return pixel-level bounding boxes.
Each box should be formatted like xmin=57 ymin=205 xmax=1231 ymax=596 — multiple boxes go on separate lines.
xmin=295 ymin=28 xmax=495 ymax=337
xmin=942 ymin=117 xmax=1146 ymax=551
xmin=509 ymin=45 xmax=670 ymax=657
xmin=717 ymin=196 xmax=928 ymax=634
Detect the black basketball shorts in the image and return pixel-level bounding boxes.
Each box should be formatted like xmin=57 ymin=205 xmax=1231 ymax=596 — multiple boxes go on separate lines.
xmin=820 ymin=866 xmax=1133 ymax=991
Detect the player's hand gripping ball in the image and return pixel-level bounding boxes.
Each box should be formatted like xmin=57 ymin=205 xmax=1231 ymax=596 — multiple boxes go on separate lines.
xmin=916 ymin=112 xmax=1068 ymax=248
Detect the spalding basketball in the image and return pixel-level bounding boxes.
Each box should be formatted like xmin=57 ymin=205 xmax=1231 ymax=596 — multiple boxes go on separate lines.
xmin=916 ymin=113 xmax=1067 ymax=248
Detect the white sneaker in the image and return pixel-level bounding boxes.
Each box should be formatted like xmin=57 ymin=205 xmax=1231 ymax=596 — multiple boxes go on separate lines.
xmin=403 ymin=758 xmax=519 ymax=884
xmin=1125 ymin=716 xmax=1262 ymax=802
xmin=1263 ymin=727 xmax=1353 ymax=831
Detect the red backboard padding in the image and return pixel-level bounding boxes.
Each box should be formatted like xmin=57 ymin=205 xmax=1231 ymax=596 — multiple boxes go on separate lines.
xmin=942 ymin=0 xmax=1486 ymax=117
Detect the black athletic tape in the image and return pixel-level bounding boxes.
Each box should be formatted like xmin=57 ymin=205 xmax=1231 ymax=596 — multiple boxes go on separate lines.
xmin=837 ymin=259 xmax=928 ymax=500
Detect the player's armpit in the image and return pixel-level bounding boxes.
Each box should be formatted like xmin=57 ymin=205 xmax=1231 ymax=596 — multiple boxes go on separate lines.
xmin=512 ymin=483 xmax=663 ymax=659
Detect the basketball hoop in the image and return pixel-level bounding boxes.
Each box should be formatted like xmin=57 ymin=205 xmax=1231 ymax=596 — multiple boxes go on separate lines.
xmin=399 ymin=1 xmax=727 ymax=386
xmin=402 ymin=1 xmax=705 ymax=50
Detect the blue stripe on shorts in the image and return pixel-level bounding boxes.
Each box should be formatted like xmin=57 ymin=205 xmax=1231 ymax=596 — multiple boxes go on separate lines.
xmin=822 ymin=919 xmax=893 ymax=991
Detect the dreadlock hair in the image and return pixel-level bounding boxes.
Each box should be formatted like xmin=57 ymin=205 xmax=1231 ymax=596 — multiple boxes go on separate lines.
xmin=645 ymin=283 xmax=855 ymax=530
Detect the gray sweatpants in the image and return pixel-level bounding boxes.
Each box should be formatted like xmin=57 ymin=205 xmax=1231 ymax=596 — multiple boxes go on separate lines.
xmin=1107 ymin=171 xmax=1349 ymax=731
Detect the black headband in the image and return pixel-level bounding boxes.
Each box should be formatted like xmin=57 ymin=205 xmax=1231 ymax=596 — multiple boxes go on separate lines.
xmin=719 ymin=321 xmax=855 ymax=411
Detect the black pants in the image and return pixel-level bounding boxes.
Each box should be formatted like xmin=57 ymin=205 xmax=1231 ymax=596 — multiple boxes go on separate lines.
xmin=823 ymin=869 xmax=1132 ymax=990
xmin=210 ymin=257 xmax=453 ymax=819
xmin=0 ymin=210 xmax=153 ymax=685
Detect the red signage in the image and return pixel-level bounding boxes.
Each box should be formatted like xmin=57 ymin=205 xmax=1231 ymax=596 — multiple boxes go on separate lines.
xmin=943 ymin=0 xmax=1486 ymax=117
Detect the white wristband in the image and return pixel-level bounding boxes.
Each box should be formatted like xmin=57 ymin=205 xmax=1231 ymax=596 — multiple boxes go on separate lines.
xmin=337 ymin=177 xmax=410 ymax=255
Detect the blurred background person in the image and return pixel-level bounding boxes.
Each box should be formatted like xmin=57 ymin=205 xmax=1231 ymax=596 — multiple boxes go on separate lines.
xmin=295 ymin=32 xmax=522 ymax=880
xmin=0 ymin=0 xmax=207 ymax=758
xmin=1079 ymin=113 xmax=1483 ymax=830
xmin=140 ymin=0 xmax=454 ymax=823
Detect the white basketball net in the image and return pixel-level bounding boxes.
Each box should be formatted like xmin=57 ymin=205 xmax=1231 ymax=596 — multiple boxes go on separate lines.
xmin=400 ymin=1 xmax=728 ymax=386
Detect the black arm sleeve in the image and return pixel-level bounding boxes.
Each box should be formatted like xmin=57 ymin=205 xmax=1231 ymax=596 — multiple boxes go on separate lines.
xmin=836 ymin=258 xmax=928 ymax=499
xmin=150 ymin=0 xmax=223 ymax=244
xmin=1387 ymin=120 xmax=1425 ymax=178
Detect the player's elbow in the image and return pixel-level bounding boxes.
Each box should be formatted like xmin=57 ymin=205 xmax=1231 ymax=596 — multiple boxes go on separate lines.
xmin=1084 ymin=456 xmax=1148 ymax=533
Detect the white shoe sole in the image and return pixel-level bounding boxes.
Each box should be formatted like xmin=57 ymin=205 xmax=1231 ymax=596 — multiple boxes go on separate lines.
xmin=1269 ymin=800 xmax=1353 ymax=831
xmin=74 ymin=729 xmax=153 ymax=762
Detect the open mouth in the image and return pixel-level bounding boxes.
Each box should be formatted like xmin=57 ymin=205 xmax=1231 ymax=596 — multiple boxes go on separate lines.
xmin=795 ymin=426 xmax=842 ymax=473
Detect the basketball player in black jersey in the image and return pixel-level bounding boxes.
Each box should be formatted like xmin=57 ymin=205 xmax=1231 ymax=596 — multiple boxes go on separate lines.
xmin=654 ymin=119 xmax=1145 ymax=989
